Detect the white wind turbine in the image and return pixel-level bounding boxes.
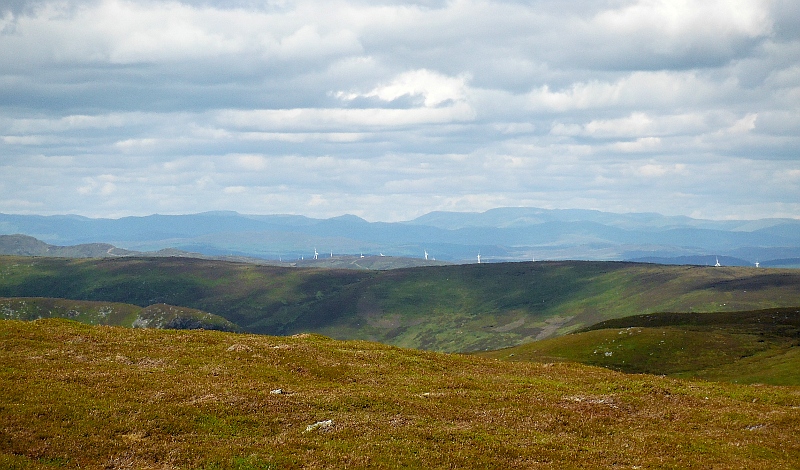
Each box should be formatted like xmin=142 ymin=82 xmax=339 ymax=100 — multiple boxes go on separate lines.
xmin=314 ymin=248 xmax=319 ymax=260
xmin=477 ymin=252 xmax=481 ymax=264
xmin=424 ymin=250 xmax=429 ymax=261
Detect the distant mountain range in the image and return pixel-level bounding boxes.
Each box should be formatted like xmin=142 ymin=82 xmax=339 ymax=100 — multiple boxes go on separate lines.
xmin=1 ymin=208 xmax=799 ymax=267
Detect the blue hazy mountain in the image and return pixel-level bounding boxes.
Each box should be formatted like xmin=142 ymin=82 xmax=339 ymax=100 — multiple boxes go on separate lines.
xmin=1 ymin=208 xmax=799 ymax=266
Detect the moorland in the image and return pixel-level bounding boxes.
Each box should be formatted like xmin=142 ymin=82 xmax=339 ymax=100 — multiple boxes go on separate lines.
xmin=478 ymin=307 xmax=800 ymax=386
xmin=2 ymin=318 xmax=799 ymax=469
xmin=2 ymin=252 xmax=800 ymax=468
xmin=2 ymin=256 xmax=800 ymax=352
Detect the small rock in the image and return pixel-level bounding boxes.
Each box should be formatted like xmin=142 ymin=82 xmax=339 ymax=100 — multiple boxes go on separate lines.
xmin=304 ymin=419 xmax=333 ymax=433
xmin=270 ymin=389 xmax=284 ymax=395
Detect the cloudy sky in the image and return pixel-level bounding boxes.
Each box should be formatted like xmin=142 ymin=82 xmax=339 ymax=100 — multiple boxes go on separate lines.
xmin=1 ymin=0 xmax=799 ymax=221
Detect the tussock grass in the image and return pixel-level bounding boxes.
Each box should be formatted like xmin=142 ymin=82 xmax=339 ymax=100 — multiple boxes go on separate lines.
xmin=2 ymin=319 xmax=800 ymax=469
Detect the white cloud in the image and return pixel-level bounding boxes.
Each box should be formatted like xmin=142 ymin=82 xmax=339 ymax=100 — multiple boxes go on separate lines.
xmin=335 ymin=69 xmax=470 ymax=107
xmin=3 ymin=113 xmax=148 ymax=134
xmin=526 ymin=71 xmax=732 ymax=112
xmin=114 ymin=138 xmax=159 ymax=151
xmin=593 ymin=0 xmax=772 ymax=41
xmin=77 ymin=175 xmax=118 ymax=196
xmin=0 ymin=0 xmax=798 ymax=221
xmin=632 ymin=162 xmax=685 ymax=177
xmin=216 ymin=103 xmax=476 ymax=131
xmin=612 ymin=137 xmax=663 ymax=153
xmin=223 ymin=186 xmax=247 ymax=194
xmin=0 ymin=0 xmax=362 ymax=67
xmin=575 ymin=0 xmax=774 ymax=69
xmin=234 ymin=155 xmax=268 ymax=171
xmin=727 ymin=113 xmax=758 ymax=134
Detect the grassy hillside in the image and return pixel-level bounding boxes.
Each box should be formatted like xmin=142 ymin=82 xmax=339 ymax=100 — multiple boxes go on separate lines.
xmin=0 ymin=297 xmax=240 ymax=332
xmin=0 ymin=234 xmax=451 ymax=270
xmin=2 ymin=319 xmax=800 ymax=469
xmin=0 ymin=234 xmax=135 ymax=258
xmin=1 ymin=256 xmax=800 ymax=352
xmin=478 ymin=308 xmax=800 ymax=385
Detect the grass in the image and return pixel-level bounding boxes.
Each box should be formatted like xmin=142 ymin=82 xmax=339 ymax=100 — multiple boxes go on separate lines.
xmin=478 ymin=308 xmax=800 ymax=386
xmin=0 ymin=297 xmax=239 ymax=332
xmin=2 ymin=256 xmax=800 ymax=352
xmin=2 ymin=319 xmax=800 ymax=469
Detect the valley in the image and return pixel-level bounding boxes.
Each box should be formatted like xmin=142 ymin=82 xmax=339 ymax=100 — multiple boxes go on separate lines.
xmin=2 ymin=253 xmax=800 ymax=468
xmin=2 ymin=256 xmax=800 ymax=352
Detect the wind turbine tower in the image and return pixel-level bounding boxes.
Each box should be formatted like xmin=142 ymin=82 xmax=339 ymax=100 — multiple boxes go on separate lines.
xmin=477 ymin=253 xmax=481 ymax=264
xmin=715 ymin=257 xmax=721 ymax=267
xmin=755 ymin=261 xmax=760 ymax=268
xmin=314 ymin=248 xmax=319 ymax=260
xmin=424 ymin=250 xmax=429 ymax=261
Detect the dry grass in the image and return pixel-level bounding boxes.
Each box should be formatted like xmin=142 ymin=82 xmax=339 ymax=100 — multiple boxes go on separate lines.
xmin=2 ymin=319 xmax=800 ymax=469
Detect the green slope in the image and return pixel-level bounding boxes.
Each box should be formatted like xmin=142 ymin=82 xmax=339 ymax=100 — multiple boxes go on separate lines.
xmin=297 ymin=262 xmax=800 ymax=351
xmin=2 ymin=256 xmax=800 ymax=352
xmin=0 ymin=297 xmax=240 ymax=332
xmin=2 ymin=319 xmax=800 ymax=469
xmin=479 ymin=308 xmax=800 ymax=385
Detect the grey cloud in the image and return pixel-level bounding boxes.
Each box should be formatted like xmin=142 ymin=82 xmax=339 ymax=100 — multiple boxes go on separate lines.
xmin=771 ymin=0 xmax=800 ymax=40
xmin=0 ymin=0 xmax=798 ymax=221
xmin=1 ymin=0 xmax=95 ymax=16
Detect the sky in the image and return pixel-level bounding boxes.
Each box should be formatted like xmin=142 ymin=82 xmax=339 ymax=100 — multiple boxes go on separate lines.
xmin=1 ymin=0 xmax=799 ymax=222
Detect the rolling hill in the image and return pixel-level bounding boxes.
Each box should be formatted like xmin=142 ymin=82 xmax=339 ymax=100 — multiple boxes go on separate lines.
xmin=0 ymin=234 xmax=137 ymax=258
xmin=478 ymin=307 xmax=800 ymax=386
xmin=0 ymin=234 xmax=448 ymax=270
xmin=0 ymin=297 xmax=240 ymax=332
xmin=2 ymin=255 xmax=800 ymax=352
xmin=2 ymin=319 xmax=798 ymax=469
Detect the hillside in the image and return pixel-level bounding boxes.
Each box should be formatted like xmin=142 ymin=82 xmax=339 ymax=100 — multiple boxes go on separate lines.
xmin=478 ymin=308 xmax=800 ymax=386
xmin=0 ymin=234 xmax=447 ymax=270
xmin=0 ymin=234 xmax=136 ymax=258
xmin=1 ymin=256 xmax=800 ymax=352
xmin=0 ymin=297 xmax=240 ymax=332
xmin=2 ymin=319 xmax=799 ymax=469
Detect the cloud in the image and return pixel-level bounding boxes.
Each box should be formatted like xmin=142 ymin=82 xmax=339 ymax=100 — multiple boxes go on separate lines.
xmin=77 ymin=175 xmax=117 ymax=196
xmin=216 ymin=103 xmax=476 ymax=131
xmin=335 ymin=69 xmax=470 ymax=107
xmin=572 ymin=0 xmax=773 ymax=70
xmin=0 ymin=0 xmax=798 ymax=222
